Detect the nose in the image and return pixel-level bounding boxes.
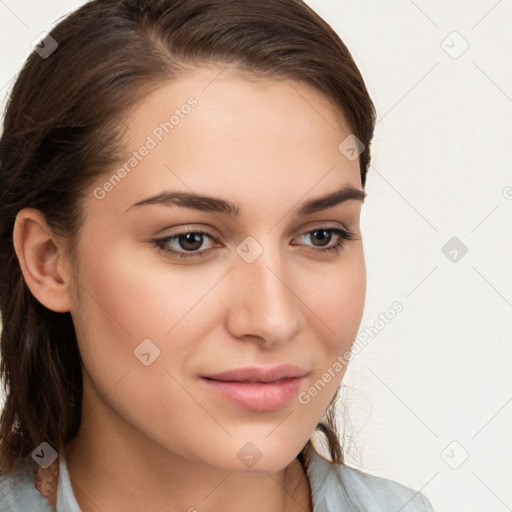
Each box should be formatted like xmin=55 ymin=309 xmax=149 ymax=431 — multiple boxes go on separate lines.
xmin=225 ymin=241 xmax=300 ymax=348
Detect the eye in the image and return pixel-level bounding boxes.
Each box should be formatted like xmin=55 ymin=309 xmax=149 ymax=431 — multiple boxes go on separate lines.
xmin=152 ymin=226 xmax=357 ymax=261
xmin=153 ymin=230 xmax=216 ymax=260
xmin=293 ymin=227 xmax=357 ymax=256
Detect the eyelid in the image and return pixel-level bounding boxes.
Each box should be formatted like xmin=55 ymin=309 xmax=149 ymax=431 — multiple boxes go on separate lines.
xmin=154 ymin=225 xmax=218 ymax=244
xmin=155 ymin=221 xmax=349 ymax=243
xmin=297 ymin=220 xmax=350 ymax=233
xmin=292 ymin=220 xmax=354 ymax=240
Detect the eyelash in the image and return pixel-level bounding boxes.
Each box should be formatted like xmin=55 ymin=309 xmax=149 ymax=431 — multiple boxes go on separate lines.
xmin=152 ymin=227 xmax=356 ymax=260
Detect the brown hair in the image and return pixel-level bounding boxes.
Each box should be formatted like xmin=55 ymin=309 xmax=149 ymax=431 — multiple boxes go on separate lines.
xmin=0 ymin=0 xmax=376 ymax=475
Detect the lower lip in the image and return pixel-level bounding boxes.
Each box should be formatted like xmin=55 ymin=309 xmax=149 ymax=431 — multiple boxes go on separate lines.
xmin=200 ymin=376 xmax=305 ymax=412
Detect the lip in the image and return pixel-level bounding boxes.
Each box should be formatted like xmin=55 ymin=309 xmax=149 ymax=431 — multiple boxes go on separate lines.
xmin=200 ymin=376 xmax=306 ymax=412
xmin=201 ymin=364 xmax=308 ymax=383
xmin=200 ymin=365 xmax=309 ymax=412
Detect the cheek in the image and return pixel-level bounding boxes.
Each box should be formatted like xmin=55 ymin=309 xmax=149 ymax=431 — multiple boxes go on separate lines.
xmin=290 ymin=252 xmax=365 ymax=417
xmin=69 ymin=238 xmax=226 ymax=395
xmin=73 ymin=237 xmax=214 ymax=339
xmin=300 ymin=250 xmax=366 ymax=346
xmin=69 ymin=241 xmax=217 ymax=450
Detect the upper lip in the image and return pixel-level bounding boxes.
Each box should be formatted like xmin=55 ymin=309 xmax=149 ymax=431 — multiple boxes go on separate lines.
xmin=201 ymin=364 xmax=308 ymax=383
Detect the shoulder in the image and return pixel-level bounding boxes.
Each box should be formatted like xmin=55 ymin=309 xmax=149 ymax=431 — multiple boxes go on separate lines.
xmin=335 ymin=463 xmax=435 ymax=511
xmin=304 ymin=445 xmax=435 ymax=512
xmin=0 ymin=463 xmax=52 ymax=512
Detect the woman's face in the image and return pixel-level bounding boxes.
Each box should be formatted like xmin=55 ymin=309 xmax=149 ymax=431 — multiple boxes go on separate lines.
xmin=67 ymin=66 xmax=366 ymax=473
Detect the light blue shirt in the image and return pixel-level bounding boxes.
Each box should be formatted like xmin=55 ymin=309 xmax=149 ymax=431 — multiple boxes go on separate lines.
xmin=1 ymin=442 xmax=435 ymax=511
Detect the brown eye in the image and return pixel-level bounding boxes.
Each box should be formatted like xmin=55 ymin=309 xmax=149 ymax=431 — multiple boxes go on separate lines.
xmin=176 ymin=233 xmax=206 ymax=251
xmin=294 ymin=227 xmax=356 ymax=255
xmin=308 ymin=229 xmax=334 ymax=247
xmin=153 ymin=231 xmax=216 ymax=259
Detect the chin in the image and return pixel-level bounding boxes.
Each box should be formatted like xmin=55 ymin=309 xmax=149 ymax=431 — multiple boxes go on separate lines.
xmin=215 ymin=439 xmax=302 ymax=474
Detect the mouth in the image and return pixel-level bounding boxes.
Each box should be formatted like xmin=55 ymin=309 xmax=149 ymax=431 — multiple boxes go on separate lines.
xmin=201 ymin=364 xmax=308 ymax=383
xmin=199 ymin=375 xmax=306 ymax=412
xmin=202 ymin=377 xmax=294 ymax=384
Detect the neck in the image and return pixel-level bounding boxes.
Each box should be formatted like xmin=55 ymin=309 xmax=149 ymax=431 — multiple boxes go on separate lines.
xmin=62 ymin=401 xmax=312 ymax=512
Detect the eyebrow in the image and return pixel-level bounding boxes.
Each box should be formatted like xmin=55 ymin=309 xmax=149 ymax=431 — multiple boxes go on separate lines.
xmin=126 ymin=184 xmax=366 ymax=217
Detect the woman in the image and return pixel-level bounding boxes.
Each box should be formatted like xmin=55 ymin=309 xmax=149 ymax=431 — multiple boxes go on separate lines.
xmin=0 ymin=0 xmax=435 ymax=510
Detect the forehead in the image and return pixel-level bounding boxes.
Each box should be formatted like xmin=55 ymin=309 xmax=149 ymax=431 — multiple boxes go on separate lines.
xmin=92 ymin=66 xmax=362 ymax=220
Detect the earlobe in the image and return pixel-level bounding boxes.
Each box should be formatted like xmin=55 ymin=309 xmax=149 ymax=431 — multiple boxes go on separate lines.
xmin=13 ymin=208 xmax=73 ymax=313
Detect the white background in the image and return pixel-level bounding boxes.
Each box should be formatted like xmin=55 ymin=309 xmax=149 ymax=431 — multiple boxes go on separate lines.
xmin=1 ymin=2 xmax=511 ymax=511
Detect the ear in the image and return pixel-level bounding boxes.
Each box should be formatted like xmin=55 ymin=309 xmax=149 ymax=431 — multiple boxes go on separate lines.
xmin=12 ymin=208 xmax=73 ymax=313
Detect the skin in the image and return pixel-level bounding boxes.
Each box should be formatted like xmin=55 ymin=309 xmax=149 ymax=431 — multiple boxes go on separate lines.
xmin=13 ymin=66 xmax=366 ymax=512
